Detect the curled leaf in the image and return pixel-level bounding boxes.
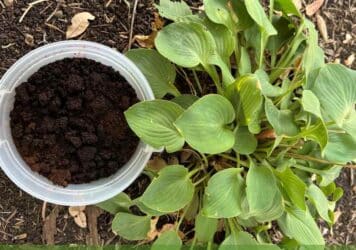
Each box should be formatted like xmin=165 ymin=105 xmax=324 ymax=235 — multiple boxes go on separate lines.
xmin=306 ymin=0 xmax=325 ymax=16
xmin=66 ymin=12 xmax=95 ymax=39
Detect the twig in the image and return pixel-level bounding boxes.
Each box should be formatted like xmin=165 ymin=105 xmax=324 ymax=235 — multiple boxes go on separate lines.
xmin=19 ymin=0 xmax=49 ymax=23
xmin=127 ymin=0 xmax=139 ymax=50
xmin=45 ymin=23 xmax=65 ymax=34
xmin=0 ymin=0 xmax=5 ymax=9
xmin=46 ymin=2 xmax=60 ymax=22
xmin=105 ymin=0 xmax=112 ymax=8
xmin=41 ymin=202 xmax=47 ymax=221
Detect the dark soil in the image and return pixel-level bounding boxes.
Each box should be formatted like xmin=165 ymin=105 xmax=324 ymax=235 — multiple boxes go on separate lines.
xmin=0 ymin=0 xmax=355 ymax=246
xmin=10 ymin=58 xmax=139 ymax=186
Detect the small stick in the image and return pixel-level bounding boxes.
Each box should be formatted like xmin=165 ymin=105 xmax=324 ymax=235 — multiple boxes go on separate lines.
xmin=46 ymin=2 xmax=60 ymax=22
xmin=41 ymin=202 xmax=47 ymax=221
xmin=45 ymin=23 xmax=65 ymax=34
xmin=127 ymin=0 xmax=139 ymax=50
xmin=0 ymin=0 xmax=5 ymax=9
xmin=19 ymin=0 xmax=49 ymax=23
xmin=105 ymin=0 xmax=112 ymax=8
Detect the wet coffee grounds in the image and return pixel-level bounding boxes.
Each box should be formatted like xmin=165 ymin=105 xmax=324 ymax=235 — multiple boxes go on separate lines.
xmin=10 ymin=58 xmax=139 ymax=186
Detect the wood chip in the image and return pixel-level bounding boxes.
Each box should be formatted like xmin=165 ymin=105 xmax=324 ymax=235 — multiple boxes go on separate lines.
xmin=24 ymin=34 xmax=34 ymax=46
xmin=85 ymin=206 xmax=102 ymax=246
xmin=4 ymin=0 xmax=13 ymax=7
xmin=306 ymin=0 xmax=325 ymax=16
xmin=43 ymin=206 xmax=59 ymax=245
xmin=345 ymin=54 xmax=355 ymax=67
xmin=343 ymin=33 xmax=352 ymax=44
xmin=316 ymin=14 xmax=328 ymax=42
xmin=66 ymin=12 xmax=95 ymax=39
xmin=69 ymin=206 xmax=87 ymax=228
xmin=13 ymin=233 xmax=27 ymax=240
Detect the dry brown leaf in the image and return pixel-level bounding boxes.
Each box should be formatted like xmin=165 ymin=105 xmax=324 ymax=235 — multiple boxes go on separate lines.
xmin=152 ymin=12 xmax=164 ymax=31
xmin=134 ymin=33 xmax=156 ymax=49
xmin=168 ymin=156 xmax=179 ymax=165
xmin=66 ymin=12 xmax=95 ymax=39
xmin=74 ymin=212 xmax=87 ymax=228
xmin=180 ymin=150 xmax=193 ymax=163
xmin=345 ymin=54 xmax=355 ymax=67
xmin=24 ymin=34 xmax=34 ymax=46
xmin=333 ymin=210 xmax=342 ymax=223
xmin=293 ymin=0 xmax=302 ymax=10
xmin=146 ymin=217 xmax=159 ymax=241
xmin=306 ymin=0 xmax=324 ymax=16
xmin=13 ymin=233 xmax=27 ymax=240
xmin=316 ymin=14 xmax=328 ymax=42
xmin=256 ymin=129 xmax=277 ymax=140
xmin=69 ymin=206 xmax=86 ymax=217
xmin=146 ymin=156 xmax=167 ymax=172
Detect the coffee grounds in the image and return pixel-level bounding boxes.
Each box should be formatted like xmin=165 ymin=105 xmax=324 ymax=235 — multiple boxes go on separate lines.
xmin=10 ymin=58 xmax=139 ymax=186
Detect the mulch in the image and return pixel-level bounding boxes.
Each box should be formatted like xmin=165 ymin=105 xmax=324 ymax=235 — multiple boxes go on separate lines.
xmin=0 ymin=0 xmax=355 ymax=245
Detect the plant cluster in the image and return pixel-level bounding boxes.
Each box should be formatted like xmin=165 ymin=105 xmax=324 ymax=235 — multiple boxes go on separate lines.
xmin=98 ymin=0 xmax=356 ymax=248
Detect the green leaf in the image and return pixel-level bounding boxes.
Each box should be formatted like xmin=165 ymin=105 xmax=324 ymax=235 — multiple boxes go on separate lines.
xmin=97 ymin=193 xmax=132 ymax=214
xmin=301 ymin=90 xmax=322 ymax=118
xmin=135 ymin=200 xmax=167 ymax=216
xmin=155 ymin=22 xmax=216 ymax=68
xmin=220 ymin=231 xmax=280 ymax=250
xmin=253 ymin=190 xmax=284 ymax=223
xmin=343 ymin=112 xmax=356 ymax=139
xmin=236 ymin=75 xmax=263 ymax=134
xmin=246 ymin=165 xmax=279 ymax=216
xmin=231 ymin=0 xmax=254 ymax=31
xmin=265 ymin=98 xmax=299 ymax=136
xmin=277 ymin=208 xmax=325 ymax=245
xmin=275 ymin=0 xmax=301 ymax=17
xmin=309 ymin=64 xmax=356 ymax=127
xmin=324 ymin=132 xmax=356 ymax=163
xmin=112 ymin=213 xmax=150 ymax=241
xmin=301 ymin=119 xmax=328 ymax=151
xmin=204 ymin=0 xmax=236 ymax=32
xmin=195 ymin=212 xmax=218 ymax=242
xmin=171 ymin=94 xmax=199 ymax=109
xmin=151 ymin=230 xmax=182 ymax=250
xmin=275 ymin=167 xmax=306 ymax=211
xmin=140 ymin=165 xmax=194 ymax=213
xmin=233 ymin=126 xmax=257 ymax=155
xmin=255 ymin=69 xmax=284 ymax=97
xmin=174 ymin=94 xmax=235 ymax=154
xmin=155 ymin=0 xmax=192 ymax=21
xmin=267 ymin=16 xmax=295 ymax=56
xmin=203 ymin=168 xmax=244 ymax=218
xmin=245 ymin=1 xmax=277 ymax=37
xmin=238 ymin=47 xmax=251 ymax=75
xmin=307 ymin=184 xmax=331 ymax=223
xmin=126 ymin=49 xmax=179 ymax=98
xmin=125 ymin=100 xmax=184 ymax=152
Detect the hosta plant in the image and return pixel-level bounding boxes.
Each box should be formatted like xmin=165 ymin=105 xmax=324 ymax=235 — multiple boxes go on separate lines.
xmin=98 ymin=0 xmax=356 ymax=248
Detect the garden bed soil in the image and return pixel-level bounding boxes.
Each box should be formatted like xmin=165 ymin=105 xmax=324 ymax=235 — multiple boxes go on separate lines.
xmin=10 ymin=58 xmax=139 ymax=186
xmin=0 ymin=0 xmax=355 ymax=246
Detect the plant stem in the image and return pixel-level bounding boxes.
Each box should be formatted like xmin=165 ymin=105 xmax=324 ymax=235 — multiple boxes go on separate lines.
xmin=194 ymin=174 xmax=210 ymax=186
xmin=176 ymin=208 xmax=188 ymax=233
xmin=269 ymin=0 xmax=274 ymax=22
xmin=220 ymin=154 xmax=248 ymax=167
xmin=176 ymin=66 xmax=197 ymax=95
xmin=286 ymin=152 xmax=340 ymax=166
xmin=192 ymin=70 xmax=203 ymax=95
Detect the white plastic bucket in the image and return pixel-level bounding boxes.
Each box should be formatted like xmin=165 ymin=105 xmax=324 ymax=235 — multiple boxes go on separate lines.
xmin=0 ymin=41 xmax=155 ymax=206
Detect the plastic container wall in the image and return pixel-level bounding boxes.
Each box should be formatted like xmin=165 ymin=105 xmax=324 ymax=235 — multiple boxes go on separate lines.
xmin=0 ymin=41 xmax=155 ymax=206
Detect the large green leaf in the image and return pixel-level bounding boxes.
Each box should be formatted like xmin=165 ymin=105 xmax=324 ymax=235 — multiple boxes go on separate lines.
xmin=236 ymin=75 xmax=263 ymax=134
xmin=238 ymin=47 xmax=252 ymax=75
xmin=233 ymin=126 xmax=257 ymax=155
xmin=126 ymin=49 xmax=179 ymax=98
xmin=151 ymin=230 xmax=182 ymax=250
xmin=135 ymin=200 xmax=166 ymax=216
xmin=171 ymin=94 xmax=199 ymax=109
xmin=203 ymin=168 xmax=244 ymax=218
xmin=309 ymin=64 xmax=356 ymax=127
xmin=155 ymin=22 xmax=216 ymax=68
xmin=220 ymin=231 xmax=280 ymax=250
xmin=125 ymin=100 xmax=184 ymax=152
xmin=318 ymin=166 xmax=342 ymax=187
xmin=301 ymin=90 xmax=322 ymax=118
xmin=307 ymin=184 xmax=331 ymax=223
xmin=246 ymin=165 xmax=279 ymax=216
xmin=265 ymin=98 xmax=299 ymax=136
xmin=275 ymin=0 xmax=301 ymax=17
xmin=255 ymin=69 xmax=284 ymax=97
xmin=245 ymin=1 xmax=277 ymax=37
xmin=140 ymin=165 xmax=194 ymax=213
xmin=97 ymin=192 xmax=132 ymax=214
xmin=204 ymin=0 xmax=236 ymax=32
xmin=275 ymin=167 xmax=306 ymax=211
xmin=324 ymin=132 xmax=356 ymax=163
xmin=112 ymin=213 xmax=150 ymax=241
xmin=195 ymin=212 xmax=218 ymax=242
xmin=301 ymin=119 xmax=328 ymax=151
xmin=253 ymin=190 xmax=284 ymax=223
xmin=343 ymin=112 xmax=356 ymax=139
xmin=155 ymin=0 xmax=192 ymax=21
xmin=277 ymin=208 xmax=325 ymax=245
xmin=174 ymin=94 xmax=235 ymax=154
xmin=231 ymin=0 xmax=254 ymax=31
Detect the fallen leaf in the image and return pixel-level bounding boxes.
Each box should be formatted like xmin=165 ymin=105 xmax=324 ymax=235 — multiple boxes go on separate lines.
xmin=24 ymin=34 xmax=34 ymax=47
xmin=66 ymin=12 xmax=95 ymax=39
xmin=293 ymin=0 xmax=302 ymax=10
xmin=160 ymin=223 xmax=176 ymax=234
xmin=333 ymin=210 xmax=342 ymax=223
xmin=316 ymin=14 xmax=328 ymax=42
xmin=134 ymin=33 xmax=156 ymax=49
xmin=69 ymin=206 xmax=87 ymax=228
xmin=168 ymin=156 xmax=179 ymax=165
xmin=146 ymin=156 xmax=167 ymax=172
xmin=334 ymin=58 xmax=341 ymax=64
xmin=152 ymin=12 xmax=164 ymax=31
xmin=74 ymin=212 xmax=87 ymax=228
xmin=13 ymin=233 xmax=27 ymax=240
xmin=306 ymin=0 xmax=324 ymax=16
xmin=256 ymin=129 xmax=276 ymax=140
xmin=345 ymin=54 xmax=355 ymax=67
xmin=69 ymin=206 xmax=86 ymax=217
